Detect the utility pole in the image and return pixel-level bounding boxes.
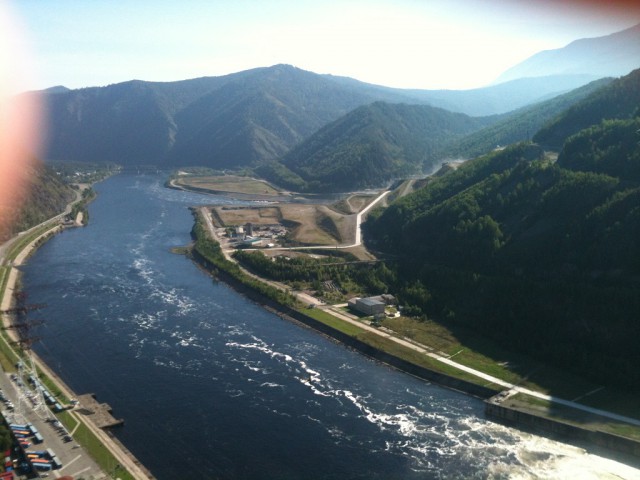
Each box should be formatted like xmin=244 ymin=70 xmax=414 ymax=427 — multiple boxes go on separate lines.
xmin=2 ymin=292 xmax=52 ymax=420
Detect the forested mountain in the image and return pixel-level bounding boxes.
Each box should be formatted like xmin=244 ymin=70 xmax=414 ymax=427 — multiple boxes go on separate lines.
xmin=444 ymin=77 xmax=613 ymax=159
xmin=258 ymin=102 xmax=493 ymax=192
xmin=495 ymin=23 xmax=640 ymax=84
xmin=0 ymin=163 xmax=75 ymax=241
xmin=534 ymin=68 xmax=640 ymax=149
xmin=364 ymin=110 xmax=640 ymax=389
xmin=42 ymin=64 xmax=605 ymax=170
xmin=161 ymin=66 xmax=431 ymax=168
xmin=258 ymin=76 xmax=619 ymax=193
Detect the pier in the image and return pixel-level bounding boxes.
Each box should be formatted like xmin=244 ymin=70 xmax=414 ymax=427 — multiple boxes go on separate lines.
xmin=76 ymin=393 xmax=125 ymax=429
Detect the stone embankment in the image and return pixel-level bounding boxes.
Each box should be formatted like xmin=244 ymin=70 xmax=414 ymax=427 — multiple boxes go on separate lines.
xmin=485 ymin=397 xmax=640 ymax=462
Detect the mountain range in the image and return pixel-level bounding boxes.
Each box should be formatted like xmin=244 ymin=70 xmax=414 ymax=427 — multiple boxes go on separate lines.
xmin=40 ymin=23 xmax=640 ymax=193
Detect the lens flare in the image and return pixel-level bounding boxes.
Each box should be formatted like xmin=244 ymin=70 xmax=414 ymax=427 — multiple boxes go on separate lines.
xmin=0 ymin=3 xmax=42 ymax=239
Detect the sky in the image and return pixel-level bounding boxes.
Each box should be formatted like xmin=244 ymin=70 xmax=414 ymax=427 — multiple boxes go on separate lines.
xmin=4 ymin=0 xmax=640 ymax=93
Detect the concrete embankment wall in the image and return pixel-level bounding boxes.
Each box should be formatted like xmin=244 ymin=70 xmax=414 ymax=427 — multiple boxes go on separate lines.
xmin=190 ymin=248 xmax=498 ymax=400
xmin=485 ymin=401 xmax=640 ymax=460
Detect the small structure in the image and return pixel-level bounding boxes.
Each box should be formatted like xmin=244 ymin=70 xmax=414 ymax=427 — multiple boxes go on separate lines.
xmin=242 ymin=236 xmax=263 ymax=247
xmin=348 ymin=297 xmax=386 ymax=316
xmin=76 ymin=393 xmax=124 ymax=429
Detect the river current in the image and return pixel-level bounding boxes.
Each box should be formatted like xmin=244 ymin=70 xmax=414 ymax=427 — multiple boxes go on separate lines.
xmin=21 ymin=174 xmax=640 ymax=479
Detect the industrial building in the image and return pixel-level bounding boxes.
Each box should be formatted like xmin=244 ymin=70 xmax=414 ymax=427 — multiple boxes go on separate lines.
xmin=348 ymin=297 xmax=386 ymax=316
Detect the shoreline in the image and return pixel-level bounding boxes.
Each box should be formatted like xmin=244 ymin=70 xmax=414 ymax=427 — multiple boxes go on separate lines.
xmin=188 ymin=220 xmax=640 ymax=466
xmin=0 ymin=198 xmax=154 ymax=479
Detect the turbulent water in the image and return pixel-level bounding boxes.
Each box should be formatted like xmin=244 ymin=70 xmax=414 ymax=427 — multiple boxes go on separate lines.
xmin=22 ymin=174 xmax=640 ymax=479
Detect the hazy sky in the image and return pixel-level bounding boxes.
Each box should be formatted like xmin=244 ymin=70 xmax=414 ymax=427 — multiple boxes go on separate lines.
xmin=6 ymin=0 xmax=640 ymax=92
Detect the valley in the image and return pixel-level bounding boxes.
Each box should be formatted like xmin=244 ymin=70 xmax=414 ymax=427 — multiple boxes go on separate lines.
xmin=3 ymin=11 xmax=640 ymax=477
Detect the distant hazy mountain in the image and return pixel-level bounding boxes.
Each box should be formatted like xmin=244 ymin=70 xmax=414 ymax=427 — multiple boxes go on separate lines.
xmin=444 ymin=77 xmax=613 ymax=159
xmin=162 ymin=66 xmax=430 ymax=168
xmin=495 ymin=23 xmax=640 ymax=84
xmin=42 ymin=64 xmax=602 ymax=169
xmin=42 ymin=85 xmax=70 ymax=94
xmin=398 ymin=74 xmax=600 ymax=117
xmin=260 ymin=102 xmax=493 ymax=192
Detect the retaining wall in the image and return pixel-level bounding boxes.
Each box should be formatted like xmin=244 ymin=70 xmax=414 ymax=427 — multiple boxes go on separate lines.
xmin=485 ymin=400 xmax=640 ymax=460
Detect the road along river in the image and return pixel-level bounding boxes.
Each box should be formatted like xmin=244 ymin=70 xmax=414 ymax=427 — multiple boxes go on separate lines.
xmin=21 ymin=174 xmax=640 ymax=479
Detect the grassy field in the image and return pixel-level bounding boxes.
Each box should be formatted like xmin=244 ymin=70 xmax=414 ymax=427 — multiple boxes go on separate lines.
xmin=382 ymin=315 xmax=640 ymax=425
xmin=4 ymin=224 xmax=53 ymax=262
xmin=176 ymin=175 xmax=282 ymax=196
xmin=302 ymin=308 xmax=501 ymax=390
xmin=212 ymin=206 xmax=281 ymax=225
xmin=306 ymin=309 xmax=640 ymax=439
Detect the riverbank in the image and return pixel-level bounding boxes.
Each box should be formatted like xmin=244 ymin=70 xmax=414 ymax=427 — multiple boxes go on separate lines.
xmin=190 ymin=245 xmax=499 ymax=400
xmin=188 ymin=211 xmax=640 ymax=465
xmin=0 ymin=190 xmax=154 ymax=479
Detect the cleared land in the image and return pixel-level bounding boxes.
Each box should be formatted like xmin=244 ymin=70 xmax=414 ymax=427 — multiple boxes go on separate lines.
xmin=174 ymin=175 xmax=284 ymax=197
xmin=213 ymin=204 xmax=355 ymax=246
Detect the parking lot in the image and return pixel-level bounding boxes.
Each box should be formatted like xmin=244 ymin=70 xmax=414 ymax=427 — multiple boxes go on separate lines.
xmin=0 ymin=369 xmax=106 ymax=479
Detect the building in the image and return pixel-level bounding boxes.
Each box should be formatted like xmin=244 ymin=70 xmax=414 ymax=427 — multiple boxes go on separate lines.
xmin=241 ymin=236 xmax=263 ymax=247
xmin=348 ymin=297 xmax=386 ymax=316
xmin=369 ymin=294 xmax=396 ymax=305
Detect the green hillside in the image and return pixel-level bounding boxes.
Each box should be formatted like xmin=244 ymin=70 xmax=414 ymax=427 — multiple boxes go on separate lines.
xmin=1 ymin=163 xmax=76 ymax=241
xmin=365 ymin=119 xmax=640 ymax=389
xmin=533 ymin=68 xmax=640 ymax=149
xmin=262 ymin=102 xmax=492 ymax=192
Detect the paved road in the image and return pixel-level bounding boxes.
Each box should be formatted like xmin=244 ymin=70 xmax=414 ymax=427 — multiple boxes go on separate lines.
xmin=318 ymin=304 xmax=640 ymax=427
xmin=352 ymin=190 xmax=389 ymax=247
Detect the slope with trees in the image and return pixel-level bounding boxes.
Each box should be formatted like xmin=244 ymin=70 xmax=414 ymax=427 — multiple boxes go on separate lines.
xmin=534 ymin=68 xmax=640 ymax=149
xmin=364 ymin=108 xmax=640 ymax=391
xmin=260 ymin=102 xmax=494 ymax=192
xmin=0 ymin=163 xmax=76 ymax=241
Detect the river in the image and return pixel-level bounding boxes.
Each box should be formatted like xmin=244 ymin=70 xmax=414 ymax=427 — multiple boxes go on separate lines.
xmin=21 ymin=174 xmax=640 ymax=479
